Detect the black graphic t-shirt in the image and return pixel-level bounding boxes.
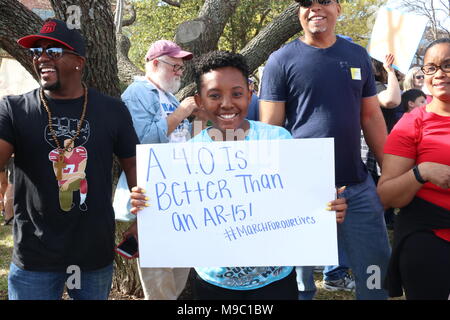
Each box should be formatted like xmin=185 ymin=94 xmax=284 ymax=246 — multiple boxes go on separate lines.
xmin=0 ymin=88 xmax=139 ymax=271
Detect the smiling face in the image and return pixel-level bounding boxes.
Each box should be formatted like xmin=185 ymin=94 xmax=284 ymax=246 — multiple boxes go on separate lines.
xmin=298 ymin=0 xmax=341 ymax=38
xmin=195 ymin=66 xmax=251 ymax=138
xmin=423 ymin=43 xmax=450 ymax=102
xmin=32 ymin=39 xmax=83 ymax=93
xmin=413 ymin=70 xmax=425 ymax=88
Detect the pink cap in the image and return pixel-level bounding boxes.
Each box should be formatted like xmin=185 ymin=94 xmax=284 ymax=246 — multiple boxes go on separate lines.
xmin=145 ymin=40 xmax=193 ymax=61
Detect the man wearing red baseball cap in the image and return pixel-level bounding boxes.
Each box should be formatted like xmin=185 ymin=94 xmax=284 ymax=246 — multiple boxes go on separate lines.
xmin=1 ymin=18 xmax=140 ymax=300
xmin=113 ymin=40 xmax=198 ymax=300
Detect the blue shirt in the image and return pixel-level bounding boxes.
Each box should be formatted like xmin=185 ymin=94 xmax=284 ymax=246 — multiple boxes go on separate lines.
xmin=246 ymin=93 xmax=260 ymax=121
xmin=121 ymin=77 xmax=181 ymax=144
xmin=114 ymin=77 xmax=188 ymax=221
xmin=192 ymin=120 xmax=294 ymax=291
xmin=260 ymin=37 xmax=377 ymax=186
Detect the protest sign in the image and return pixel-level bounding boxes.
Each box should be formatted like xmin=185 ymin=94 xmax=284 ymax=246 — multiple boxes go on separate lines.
xmin=367 ymin=7 xmax=428 ymax=74
xmin=137 ymin=138 xmax=337 ymax=267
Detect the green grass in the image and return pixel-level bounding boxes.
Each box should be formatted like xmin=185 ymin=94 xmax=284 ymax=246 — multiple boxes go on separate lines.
xmin=0 ymin=216 xmax=13 ymax=300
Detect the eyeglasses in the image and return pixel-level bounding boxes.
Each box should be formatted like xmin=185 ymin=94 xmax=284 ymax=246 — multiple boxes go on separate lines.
xmin=157 ymin=59 xmax=185 ymax=72
xmin=414 ymin=75 xmax=424 ymax=80
xmin=421 ymin=60 xmax=450 ymax=75
xmin=29 ymin=47 xmax=80 ymax=60
xmin=298 ymin=0 xmax=336 ymax=8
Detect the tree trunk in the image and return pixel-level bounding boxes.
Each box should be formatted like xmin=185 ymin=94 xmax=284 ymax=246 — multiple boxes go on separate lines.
xmin=0 ymin=0 xmax=44 ymax=78
xmin=49 ymin=0 xmax=120 ymax=97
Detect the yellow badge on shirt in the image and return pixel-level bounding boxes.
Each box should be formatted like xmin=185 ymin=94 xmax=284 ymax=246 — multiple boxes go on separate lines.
xmin=350 ymin=68 xmax=362 ymax=80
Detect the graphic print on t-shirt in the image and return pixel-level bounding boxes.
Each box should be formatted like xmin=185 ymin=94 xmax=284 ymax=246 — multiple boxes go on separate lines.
xmin=45 ymin=117 xmax=90 ymax=212
xmin=157 ymin=89 xmax=190 ymax=143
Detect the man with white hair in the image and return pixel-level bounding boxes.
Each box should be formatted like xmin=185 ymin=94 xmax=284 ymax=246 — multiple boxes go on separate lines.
xmin=113 ymin=40 xmax=197 ymax=300
xmin=122 ymin=40 xmax=197 ymax=144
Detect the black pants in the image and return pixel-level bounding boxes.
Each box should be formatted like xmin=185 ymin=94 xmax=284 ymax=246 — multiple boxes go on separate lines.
xmin=193 ymin=269 xmax=298 ymax=300
xmin=399 ymin=231 xmax=450 ymax=300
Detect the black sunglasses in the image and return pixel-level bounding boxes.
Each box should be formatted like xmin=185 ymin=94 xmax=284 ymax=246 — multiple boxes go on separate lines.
xmin=28 ymin=47 xmax=80 ymax=60
xmin=298 ymin=0 xmax=336 ymax=8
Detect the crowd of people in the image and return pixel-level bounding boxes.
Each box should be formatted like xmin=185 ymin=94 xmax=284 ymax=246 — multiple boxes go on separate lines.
xmin=0 ymin=0 xmax=449 ymax=301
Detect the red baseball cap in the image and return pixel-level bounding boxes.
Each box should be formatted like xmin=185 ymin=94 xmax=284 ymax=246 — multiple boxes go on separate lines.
xmin=145 ymin=40 xmax=193 ymax=62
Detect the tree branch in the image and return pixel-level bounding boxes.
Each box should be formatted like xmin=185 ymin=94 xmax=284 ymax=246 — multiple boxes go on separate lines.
xmin=122 ymin=3 xmax=137 ymax=27
xmin=0 ymin=0 xmax=43 ymax=80
xmin=176 ymin=2 xmax=302 ymax=101
xmin=162 ymin=0 xmax=182 ymax=8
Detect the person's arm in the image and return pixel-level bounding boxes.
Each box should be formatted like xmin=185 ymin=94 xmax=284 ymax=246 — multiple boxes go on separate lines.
xmin=378 ymin=155 xmax=450 ymax=208
xmin=377 ymin=54 xmax=401 ymax=108
xmin=166 ymin=96 xmax=197 ymax=136
xmin=119 ymin=156 xmax=137 ymax=190
xmin=119 ymin=156 xmax=138 ymax=239
xmin=0 ymin=139 xmax=14 ymax=171
xmin=259 ymin=101 xmax=286 ymax=126
xmin=361 ymin=95 xmax=387 ymax=166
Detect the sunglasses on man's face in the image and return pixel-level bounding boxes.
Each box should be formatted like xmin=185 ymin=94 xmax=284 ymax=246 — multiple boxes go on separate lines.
xmin=298 ymin=0 xmax=336 ymax=8
xmin=28 ymin=47 xmax=80 ymax=60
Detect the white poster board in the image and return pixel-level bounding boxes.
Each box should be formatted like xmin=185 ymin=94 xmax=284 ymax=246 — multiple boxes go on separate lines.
xmin=367 ymin=7 xmax=428 ymax=74
xmin=137 ymin=138 xmax=337 ymax=267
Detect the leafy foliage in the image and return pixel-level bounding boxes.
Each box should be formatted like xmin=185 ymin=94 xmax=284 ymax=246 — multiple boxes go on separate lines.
xmin=126 ymin=0 xmax=202 ymax=70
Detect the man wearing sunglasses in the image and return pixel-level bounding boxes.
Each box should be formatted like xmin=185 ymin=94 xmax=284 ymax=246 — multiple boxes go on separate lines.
xmin=113 ymin=39 xmax=198 ymax=300
xmin=260 ymin=0 xmax=391 ymax=300
xmin=0 ymin=19 xmax=139 ymax=300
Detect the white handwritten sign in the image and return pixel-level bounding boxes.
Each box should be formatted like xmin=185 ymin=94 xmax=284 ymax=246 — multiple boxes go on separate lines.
xmin=367 ymin=7 xmax=428 ymax=74
xmin=137 ymin=138 xmax=337 ymax=267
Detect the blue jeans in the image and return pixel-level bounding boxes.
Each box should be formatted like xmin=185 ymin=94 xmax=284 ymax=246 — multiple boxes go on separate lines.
xmin=8 ymin=263 xmax=114 ymax=300
xmin=297 ymin=174 xmax=391 ymax=300
xmin=323 ymin=243 xmax=350 ymax=282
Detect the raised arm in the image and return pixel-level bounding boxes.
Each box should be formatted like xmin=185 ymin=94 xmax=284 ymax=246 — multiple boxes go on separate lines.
xmin=377 ymin=54 xmax=401 ymax=108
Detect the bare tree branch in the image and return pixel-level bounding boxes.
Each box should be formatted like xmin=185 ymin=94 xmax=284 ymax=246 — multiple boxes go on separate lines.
xmin=0 ymin=0 xmax=43 ymax=80
xmin=176 ymin=1 xmax=302 ymax=100
xmin=162 ymin=0 xmax=182 ymax=8
xmin=122 ymin=3 xmax=137 ymax=27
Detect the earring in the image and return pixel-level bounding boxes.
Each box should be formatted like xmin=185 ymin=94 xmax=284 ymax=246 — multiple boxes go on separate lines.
xmin=75 ymin=66 xmax=80 ymax=70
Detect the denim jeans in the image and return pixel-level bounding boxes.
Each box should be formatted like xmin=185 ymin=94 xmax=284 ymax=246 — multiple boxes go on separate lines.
xmin=323 ymin=244 xmax=350 ymax=282
xmin=8 ymin=262 xmax=114 ymax=300
xmin=297 ymin=174 xmax=391 ymax=300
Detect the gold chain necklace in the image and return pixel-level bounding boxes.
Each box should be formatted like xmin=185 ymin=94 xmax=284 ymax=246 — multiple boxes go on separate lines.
xmin=40 ymin=83 xmax=88 ymax=181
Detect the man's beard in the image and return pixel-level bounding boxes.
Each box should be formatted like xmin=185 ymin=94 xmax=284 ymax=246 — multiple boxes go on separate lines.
xmin=154 ymin=69 xmax=181 ymax=94
xmin=42 ymin=80 xmax=61 ymax=91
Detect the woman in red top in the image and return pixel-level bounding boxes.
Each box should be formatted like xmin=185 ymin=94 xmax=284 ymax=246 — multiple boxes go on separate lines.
xmin=377 ymin=38 xmax=450 ymax=300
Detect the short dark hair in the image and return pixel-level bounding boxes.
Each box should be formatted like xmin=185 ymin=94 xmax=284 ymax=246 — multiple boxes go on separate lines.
xmin=400 ymin=89 xmax=426 ymax=112
xmin=424 ymin=38 xmax=450 ymax=57
xmin=371 ymin=58 xmax=387 ymax=84
xmin=193 ymin=51 xmax=250 ymax=93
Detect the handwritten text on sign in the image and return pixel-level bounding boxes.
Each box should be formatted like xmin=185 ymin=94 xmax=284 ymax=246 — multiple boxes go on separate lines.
xmin=137 ymin=138 xmax=337 ymax=267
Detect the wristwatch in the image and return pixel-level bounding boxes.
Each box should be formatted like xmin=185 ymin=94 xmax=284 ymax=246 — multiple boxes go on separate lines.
xmin=413 ymin=165 xmax=427 ymax=184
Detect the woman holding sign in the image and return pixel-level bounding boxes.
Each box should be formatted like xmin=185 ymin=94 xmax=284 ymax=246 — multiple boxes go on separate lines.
xmin=130 ymin=51 xmax=347 ymax=300
xmin=378 ymin=38 xmax=450 ymax=300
